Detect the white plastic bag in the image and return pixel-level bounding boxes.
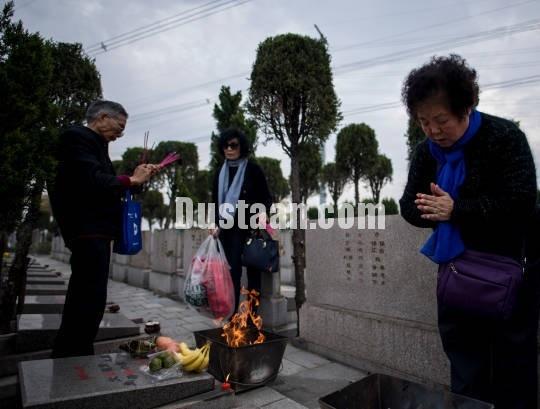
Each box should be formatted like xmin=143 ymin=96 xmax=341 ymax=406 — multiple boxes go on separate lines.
xmin=184 ymin=236 xmax=235 ymax=320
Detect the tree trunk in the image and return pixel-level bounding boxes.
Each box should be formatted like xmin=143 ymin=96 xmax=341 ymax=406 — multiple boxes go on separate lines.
xmin=164 ymin=199 xmax=174 ymax=229
xmin=0 ymin=230 xmax=13 ymax=332
xmin=9 ymin=181 xmax=44 ymax=317
xmin=354 ymin=171 xmax=360 ymax=207
xmin=290 ymin=154 xmax=306 ymax=337
xmin=0 ymin=230 xmax=7 ymax=277
xmin=332 ymin=191 xmax=339 ymax=210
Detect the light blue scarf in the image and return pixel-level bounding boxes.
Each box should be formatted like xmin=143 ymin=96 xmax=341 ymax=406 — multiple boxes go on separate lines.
xmin=218 ymin=158 xmax=248 ymax=220
xmin=421 ymin=110 xmax=482 ymax=264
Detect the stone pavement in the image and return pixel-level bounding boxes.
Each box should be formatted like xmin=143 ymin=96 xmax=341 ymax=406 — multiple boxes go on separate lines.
xmin=34 ymin=255 xmax=367 ymax=409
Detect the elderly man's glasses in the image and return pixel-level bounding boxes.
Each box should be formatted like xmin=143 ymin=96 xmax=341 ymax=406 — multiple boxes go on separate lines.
xmin=224 ymin=142 xmax=239 ymax=150
xmin=108 ymin=115 xmax=126 ymax=134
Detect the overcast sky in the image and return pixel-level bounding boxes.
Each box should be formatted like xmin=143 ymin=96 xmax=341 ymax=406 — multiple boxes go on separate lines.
xmin=9 ymin=0 xmax=540 ymax=205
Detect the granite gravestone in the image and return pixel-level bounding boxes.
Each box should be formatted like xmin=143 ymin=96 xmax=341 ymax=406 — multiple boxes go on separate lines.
xmin=19 ymin=353 xmax=214 ymax=409
xmin=26 ymin=284 xmax=68 ymax=296
xmin=26 ymin=277 xmax=65 ymax=286
xmin=22 ymin=296 xmax=66 ymax=314
xmin=149 ymin=230 xmax=179 ymax=295
xmin=125 ymin=231 xmax=152 ymax=288
xmin=300 ymin=215 xmax=448 ymax=384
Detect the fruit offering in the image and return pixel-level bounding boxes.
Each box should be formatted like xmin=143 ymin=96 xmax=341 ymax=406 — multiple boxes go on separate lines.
xmin=175 ymin=342 xmax=211 ymax=373
xmin=148 ymin=351 xmax=179 ymax=373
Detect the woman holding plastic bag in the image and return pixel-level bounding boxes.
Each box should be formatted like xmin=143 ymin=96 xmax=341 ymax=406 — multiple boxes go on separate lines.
xmin=210 ymin=128 xmax=273 ymax=312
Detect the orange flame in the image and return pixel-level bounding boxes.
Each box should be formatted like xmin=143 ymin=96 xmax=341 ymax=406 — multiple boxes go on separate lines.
xmin=222 ymin=288 xmax=266 ymax=347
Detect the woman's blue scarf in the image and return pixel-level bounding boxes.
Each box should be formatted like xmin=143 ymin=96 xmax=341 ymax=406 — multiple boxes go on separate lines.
xmin=218 ymin=158 xmax=248 ymax=220
xmin=420 ymin=110 xmax=482 ymax=264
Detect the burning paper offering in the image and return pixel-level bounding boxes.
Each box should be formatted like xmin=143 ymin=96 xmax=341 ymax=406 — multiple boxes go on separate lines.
xmin=222 ymin=288 xmax=266 ymax=348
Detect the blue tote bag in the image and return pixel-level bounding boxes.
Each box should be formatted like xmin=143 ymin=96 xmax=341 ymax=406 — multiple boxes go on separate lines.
xmin=113 ymin=190 xmax=142 ymax=255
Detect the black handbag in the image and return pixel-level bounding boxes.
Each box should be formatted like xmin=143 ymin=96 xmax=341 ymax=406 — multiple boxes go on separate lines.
xmin=242 ymin=229 xmax=279 ymax=272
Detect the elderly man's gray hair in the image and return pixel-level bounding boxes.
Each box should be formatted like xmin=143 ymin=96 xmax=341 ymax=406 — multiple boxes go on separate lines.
xmin=85 ymin=100 xmax=128 ymax=123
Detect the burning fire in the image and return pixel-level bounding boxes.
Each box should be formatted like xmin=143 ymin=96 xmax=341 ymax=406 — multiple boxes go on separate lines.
xmin=222 ymin=288 xmax=266 ymax=347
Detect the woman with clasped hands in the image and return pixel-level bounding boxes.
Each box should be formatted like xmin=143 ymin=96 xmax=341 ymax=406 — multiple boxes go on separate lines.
xmin=399 ymin=55 xmax=538 ymax=408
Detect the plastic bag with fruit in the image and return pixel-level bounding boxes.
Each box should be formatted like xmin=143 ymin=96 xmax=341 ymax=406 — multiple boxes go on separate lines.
xmin=140 ymin=350 xmax=182 ymax=380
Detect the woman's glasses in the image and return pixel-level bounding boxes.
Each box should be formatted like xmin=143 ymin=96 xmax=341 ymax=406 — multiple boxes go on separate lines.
xmin=224 ymin=142 xmax=240 ymax=150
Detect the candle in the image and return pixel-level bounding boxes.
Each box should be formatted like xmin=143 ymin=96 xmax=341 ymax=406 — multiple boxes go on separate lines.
xmin=221 ymin=374 xmax=232 ymax=392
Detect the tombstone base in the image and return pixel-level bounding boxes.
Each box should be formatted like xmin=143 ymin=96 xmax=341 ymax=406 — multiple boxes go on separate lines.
xmin=26 ymin=278 xmax=65 ymax=286
xmin=22 ymin=296 xmax=65 ymax=314
xmin=126 ymin=267 xmax=150 ymax=289
xmin=111 ymin=263 xmax=127 ymax=283
xmin=149 ymin=270 xmax=176 ymax=296
xmin=16 ymin=313 xmax=140 ymax=353
xmin=260 ymin=296 xmax=288 ymax=330
xmin=25 ymin=284 xmax=67 ymax=296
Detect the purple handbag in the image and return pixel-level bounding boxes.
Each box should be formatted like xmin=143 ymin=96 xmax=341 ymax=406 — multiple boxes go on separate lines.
xmin=437 ymin=249 xmax=524 ymax=320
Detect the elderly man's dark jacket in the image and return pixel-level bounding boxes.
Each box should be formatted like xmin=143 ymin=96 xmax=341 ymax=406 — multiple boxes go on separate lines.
xmin=49 ymin=125 xmax=126 ymax=247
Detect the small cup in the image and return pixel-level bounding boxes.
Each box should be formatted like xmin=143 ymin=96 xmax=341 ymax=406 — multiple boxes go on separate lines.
xmin=144 ymin=321 xmax=161 ymax=334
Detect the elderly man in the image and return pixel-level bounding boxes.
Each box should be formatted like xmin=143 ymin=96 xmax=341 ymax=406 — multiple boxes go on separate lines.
xmin=49 ymin=100 xmax=157 ymax=358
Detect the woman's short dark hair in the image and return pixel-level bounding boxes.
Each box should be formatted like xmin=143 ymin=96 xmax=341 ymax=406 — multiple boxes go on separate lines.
xmin=218 ymin=128 xmax=250 ymax=158
xmin=401 ymin=54 xmax=479 ymax=119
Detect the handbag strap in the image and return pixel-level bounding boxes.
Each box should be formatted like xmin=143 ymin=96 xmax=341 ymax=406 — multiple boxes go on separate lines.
xmin=124 ymin=189 xmax=132 ymax=202
xmin=249 ymin=228 xmax=272 ymax=241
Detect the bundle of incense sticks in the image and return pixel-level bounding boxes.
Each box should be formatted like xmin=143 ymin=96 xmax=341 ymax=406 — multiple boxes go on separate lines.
xmin=139 ymin=131 xmax=150 ymax=164
xmin=159 ymin=152 xmax=181 ymax=169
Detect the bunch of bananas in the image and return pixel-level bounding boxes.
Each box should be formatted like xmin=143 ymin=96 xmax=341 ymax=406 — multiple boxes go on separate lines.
xmin=175 ymin=342 xmax=211 ymax=373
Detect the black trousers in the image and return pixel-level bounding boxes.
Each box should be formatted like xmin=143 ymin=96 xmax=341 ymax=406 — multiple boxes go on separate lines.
xmin=52 ymin=238 xmax=111 ymax=358
xmin=438 ymin=264 xmax=540 ymax=409
xmin=219 ymin=228 xmax=261 ymax=312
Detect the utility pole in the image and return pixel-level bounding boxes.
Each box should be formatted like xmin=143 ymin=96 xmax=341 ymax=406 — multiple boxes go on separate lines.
xmin=319 ymin=143 xmax=327 ymax=205
xmin=314 ymin=23 xmax=327 ymax=205
xmin=314 ymin=24 xmax=323 ymax=39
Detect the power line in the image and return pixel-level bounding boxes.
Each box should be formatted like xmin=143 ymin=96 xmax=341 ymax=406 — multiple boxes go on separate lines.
xmin=332 ymin=0 xmax=536 ymax=53
xmin=334 ymin=18 xmax=540 ymax=75
xmin=123 ymin=17 xmax=540 ymax=126
xmin=324 ymin=0 xmax=501 ymax=27
xmin=86 ymin=0 xmax=253 ymax=56
xmin=125 ymin=16 xmax=540 ymax=114
xmin=341 ymin=74 xmax=540 ymax=118
xmin=129 ymin=72 xmax=248 ymax=109
xmin=86 ymin=0 xmax=238 ymax=54
xmin=86 ymin=0 xmax=225 ymax=50
xmin=129 ymin=99 xmax=211 ymax=123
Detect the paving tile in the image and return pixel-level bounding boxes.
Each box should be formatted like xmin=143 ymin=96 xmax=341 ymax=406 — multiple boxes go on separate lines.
xmin=279 ymin=358 xmax=306 ymax=377
xmin=183 ymin=322 xmax=215 ymax=332
xmin=163 ymin=306 xmax=185 ymax=312
xmin=154 ymin=298 xmax=180 ymax=307
xmin=262 ymin=397 xmax=308 ymax=409
xmin=233 ymin=387 xmax=286 ymax=407
xmin=285 ymin=349 xmax=331 ymax=369
xmin=183 ymin=315 xmax=215 ymax=324
xmin=271 ymin=362 xmax=366 ymax=409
